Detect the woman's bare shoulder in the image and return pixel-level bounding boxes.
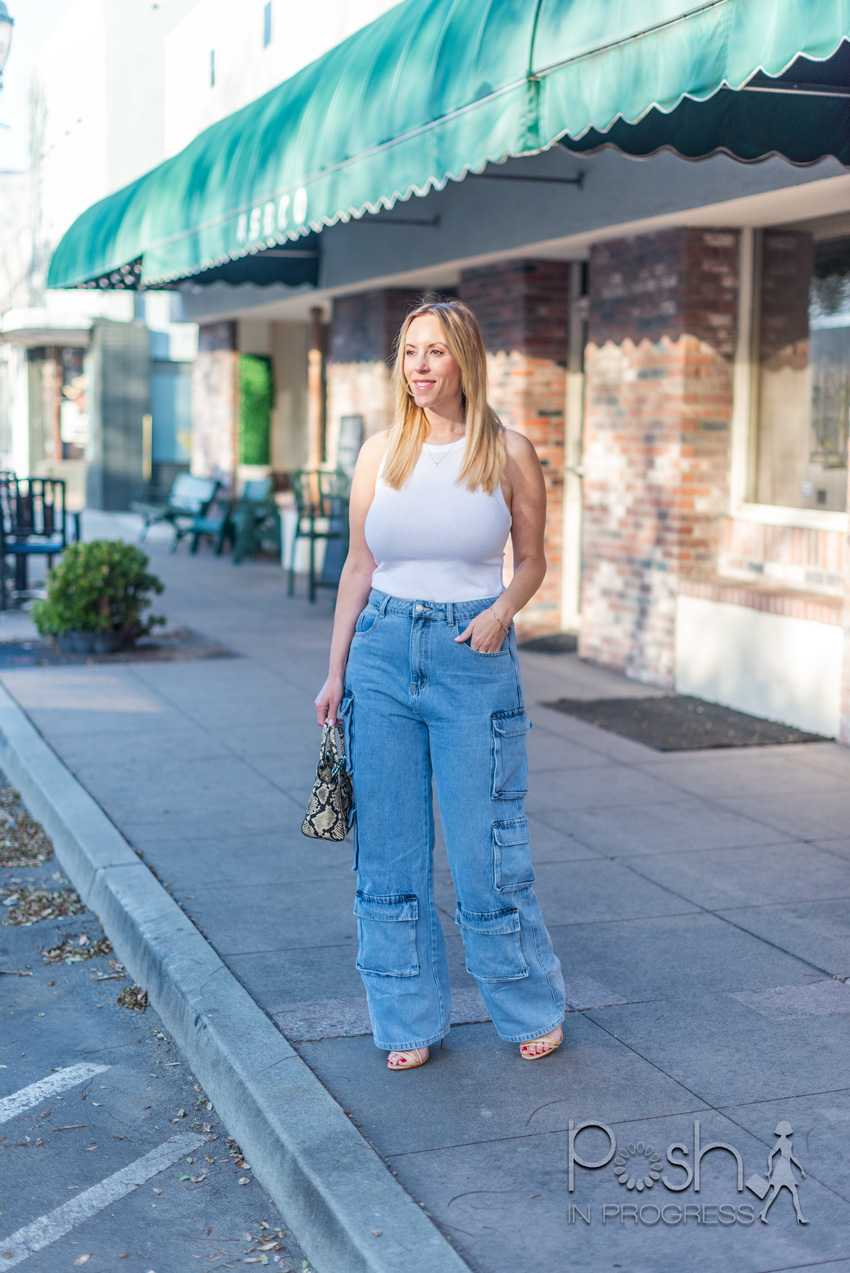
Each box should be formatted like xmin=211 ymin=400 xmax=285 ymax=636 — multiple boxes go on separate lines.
xmin=362 ymin=428 xmax=393 ymax=453
xmin=503 ymin=428 xmax=541 ymax=468
xmin=358 ymin=429 xmax=392 ymax=464
xmin=352 ymin=429 xmax=391 ymax=477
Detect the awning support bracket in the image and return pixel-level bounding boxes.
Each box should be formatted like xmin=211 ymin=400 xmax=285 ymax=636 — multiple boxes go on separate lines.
xmin=470 ymin=172 xmax=584 ymax=189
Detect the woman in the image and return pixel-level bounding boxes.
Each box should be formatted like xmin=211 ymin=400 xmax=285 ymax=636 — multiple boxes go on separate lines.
xmin=314 ymin=298 xmax=565 ymax=1070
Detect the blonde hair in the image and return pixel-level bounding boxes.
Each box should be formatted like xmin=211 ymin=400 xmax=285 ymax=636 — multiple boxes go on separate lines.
xmin=383 ymin=298 xmax=506 ymax=495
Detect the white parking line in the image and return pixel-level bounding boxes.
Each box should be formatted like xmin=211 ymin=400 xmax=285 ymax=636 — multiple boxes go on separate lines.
xmin=0 ymin=1132 xmax=205 ymax=1267
xmin=0 ymin=1064 xmax=109 ymax=1125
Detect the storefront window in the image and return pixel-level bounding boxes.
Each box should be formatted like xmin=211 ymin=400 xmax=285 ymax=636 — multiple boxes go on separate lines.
xmin=60 ymin=348 xmax=89 ymax=460
xmin=753 ymin=222 xmax=850 ymax=512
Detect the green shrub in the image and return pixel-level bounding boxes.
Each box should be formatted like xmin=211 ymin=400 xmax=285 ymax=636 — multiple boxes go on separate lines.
xmin=31 ymin=540 xmax=165 ymax=639
xmin=239 ymin=354 xmax=272 ymax=466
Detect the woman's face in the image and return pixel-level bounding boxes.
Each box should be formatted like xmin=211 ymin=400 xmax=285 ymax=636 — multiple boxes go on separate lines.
xmin=403 ymin=314 xmax=463 ymax=417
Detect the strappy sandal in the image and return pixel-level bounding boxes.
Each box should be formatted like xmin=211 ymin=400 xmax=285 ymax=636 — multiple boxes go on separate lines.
xmin=520 ymin=1027 xmax=563 ymax=1060
xmin=387 ymin=1046 xmax=430 ymax=1070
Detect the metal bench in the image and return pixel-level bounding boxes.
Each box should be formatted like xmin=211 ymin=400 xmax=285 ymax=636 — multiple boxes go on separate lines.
xmin=187 ymin=479 xmax=278 ymax=559
xmin=0 ymin=476 xmax=69 ymax=610
xmin=131 ymin=474 xmax=221 ymax=553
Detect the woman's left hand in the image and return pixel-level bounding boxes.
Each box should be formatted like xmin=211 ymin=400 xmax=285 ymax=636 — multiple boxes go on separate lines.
xmin=455 ymin=607 xmax=510 ymax=653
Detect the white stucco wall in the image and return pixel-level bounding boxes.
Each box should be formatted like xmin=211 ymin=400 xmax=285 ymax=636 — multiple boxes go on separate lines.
xmin=675 ymin=595 xmax=843 ymax=738
xmin=269 ymin=321 xmax=309 ymax=472
xmin=29 ymin=0 xmax=108 ymax=267
xmin=24 ymin=0 xmax=198 ymax=309
xmin=163 ymin=0 xmax=402 ymax=157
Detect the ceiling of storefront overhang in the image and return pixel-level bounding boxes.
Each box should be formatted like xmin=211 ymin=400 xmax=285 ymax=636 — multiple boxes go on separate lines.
xmin=172 ymin=158 xmax=850 ymax=326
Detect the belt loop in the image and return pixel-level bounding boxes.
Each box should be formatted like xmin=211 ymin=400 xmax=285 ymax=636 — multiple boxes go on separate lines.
xmin=446 ymin=601 xmax=454 ymax=626
xmin=378 ymin=593 xmax=390 ymax=616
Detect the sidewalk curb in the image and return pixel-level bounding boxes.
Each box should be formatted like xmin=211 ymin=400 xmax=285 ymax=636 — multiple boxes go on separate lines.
xmin=0 ymin=682 xmax=470 ymax=1273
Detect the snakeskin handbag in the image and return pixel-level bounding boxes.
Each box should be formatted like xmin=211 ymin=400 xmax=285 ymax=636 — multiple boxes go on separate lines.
xmin=301 ymin=722 xmax=353 ymax=841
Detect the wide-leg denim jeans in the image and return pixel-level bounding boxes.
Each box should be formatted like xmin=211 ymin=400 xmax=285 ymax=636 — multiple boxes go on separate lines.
xmin=342 ymin=589 xmax=565 ymax=1051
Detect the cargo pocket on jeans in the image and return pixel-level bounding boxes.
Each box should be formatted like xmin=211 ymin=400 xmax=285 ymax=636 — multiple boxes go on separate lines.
xmin=455 ymin=903 xmax=528 ymax=982
xmin=354 ymin=892 xmax=419 ymax=977
xmin=490 ymin=708 xmax=531 ymax=799
xmin=493 ymin=817 xmax=536 ymax=893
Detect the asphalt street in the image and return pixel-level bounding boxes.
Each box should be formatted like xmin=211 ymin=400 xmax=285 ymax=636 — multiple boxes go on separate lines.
xmin=0 ymin=779 xmax=311 ymax=1273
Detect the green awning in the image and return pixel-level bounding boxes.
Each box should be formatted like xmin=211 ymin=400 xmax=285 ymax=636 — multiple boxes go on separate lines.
xmin=48 ymin=0 xmax=850 ymax=290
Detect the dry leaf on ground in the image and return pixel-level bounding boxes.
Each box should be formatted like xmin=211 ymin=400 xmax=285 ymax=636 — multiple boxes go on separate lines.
xmin=41 ymin=935 xmax=112 ymax=964
xmin=1 ymin=887 xmax=84 ymax=926
xmin=226 ymin=1138 xmax=251 ymax=1171
xmin=116 ymin=984 xmax=148 ymax=1012
xmin=0 ymin=788 xmax=54 ymax=868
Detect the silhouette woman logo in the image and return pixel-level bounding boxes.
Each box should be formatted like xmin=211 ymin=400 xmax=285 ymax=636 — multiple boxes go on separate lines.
xmin=756 ymin=1122 xmax=808 ymax=1225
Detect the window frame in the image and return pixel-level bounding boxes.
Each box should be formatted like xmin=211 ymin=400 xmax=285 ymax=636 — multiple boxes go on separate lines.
xmin=729 ymin=225 xmax=850 ymax=533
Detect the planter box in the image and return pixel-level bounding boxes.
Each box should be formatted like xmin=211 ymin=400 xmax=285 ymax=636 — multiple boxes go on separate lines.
xmin=56 ymin=630 xmax=134 ymax=655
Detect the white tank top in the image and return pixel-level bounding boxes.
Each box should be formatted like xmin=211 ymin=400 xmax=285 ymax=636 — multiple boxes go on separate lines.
xmin=365 ymin=438 xmax=512 ymax=602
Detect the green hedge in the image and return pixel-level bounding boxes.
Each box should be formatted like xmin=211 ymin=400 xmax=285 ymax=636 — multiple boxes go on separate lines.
xmin=239 ymin=354 xmax=272 ymax=466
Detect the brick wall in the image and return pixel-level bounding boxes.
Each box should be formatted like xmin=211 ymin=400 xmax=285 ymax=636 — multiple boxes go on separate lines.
xmin=326 ymin=289 xmax=422 ymax=462
xmin=460 ymin=261 xmax=571 ymax=636
xmin=718 ymin=516 xmax=845 ymax=596
xmin=580 ymin=228 xmax=739 ymax=686
xmin=192 ymin=321 xmax=238 ymax=488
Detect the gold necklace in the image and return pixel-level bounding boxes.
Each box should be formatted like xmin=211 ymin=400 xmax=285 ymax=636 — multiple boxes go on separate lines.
xmin=424 ymin=437 xmax=464 ymax=466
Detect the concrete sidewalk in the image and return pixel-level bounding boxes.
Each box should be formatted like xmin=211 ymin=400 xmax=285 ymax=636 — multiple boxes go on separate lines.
xmin=2 ymin=516 xmax=850 ymax=1273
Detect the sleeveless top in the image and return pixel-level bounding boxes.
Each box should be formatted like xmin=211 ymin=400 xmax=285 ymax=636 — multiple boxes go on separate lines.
xmin=364 ymin=438 xmax=512 ymax=602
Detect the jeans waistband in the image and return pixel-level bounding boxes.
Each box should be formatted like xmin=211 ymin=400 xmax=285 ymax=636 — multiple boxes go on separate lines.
xmin=368 ymin=589 xmax=503 ymax=625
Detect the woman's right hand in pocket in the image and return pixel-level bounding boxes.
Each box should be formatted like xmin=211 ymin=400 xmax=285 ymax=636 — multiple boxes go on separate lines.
xmin=315 ymin=675 xmax=344 ymax=727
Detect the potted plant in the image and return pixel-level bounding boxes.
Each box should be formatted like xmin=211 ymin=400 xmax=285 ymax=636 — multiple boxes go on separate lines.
xmin=32 ymin=540 xmax=165 ymax=653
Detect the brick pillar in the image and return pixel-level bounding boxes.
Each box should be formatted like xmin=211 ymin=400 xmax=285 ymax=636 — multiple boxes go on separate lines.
xmin=325 ymin=288 xmax=422 ymax=464
xmin=580 ymin=229 xmax=739 ymax=687
xmin=460 ymin=260 xmax=570 ymax=636
xmin=192 ymin=320 xmax=238 ymax=489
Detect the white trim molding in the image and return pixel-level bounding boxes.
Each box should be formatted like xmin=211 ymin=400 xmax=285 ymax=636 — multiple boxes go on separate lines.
xmin=731 ymin=501 xmax=849 ymax=534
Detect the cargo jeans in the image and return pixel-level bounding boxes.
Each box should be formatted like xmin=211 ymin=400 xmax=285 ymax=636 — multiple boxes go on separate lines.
xmin=341 ymin=589 xmax=565 ymax=1051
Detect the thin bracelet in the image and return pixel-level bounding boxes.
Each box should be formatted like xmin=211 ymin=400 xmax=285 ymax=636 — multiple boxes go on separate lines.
xmin=488 ymin=607 xmax=510 ymax=635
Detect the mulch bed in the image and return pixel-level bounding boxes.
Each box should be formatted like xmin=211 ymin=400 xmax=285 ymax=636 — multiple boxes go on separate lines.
xmin=0 ymin=626 xmax=235 ymax=668
xmin=543 ymin=693 xmax=829 ymax=751
xmin=519 ymin=632 xmax=578 ymax=653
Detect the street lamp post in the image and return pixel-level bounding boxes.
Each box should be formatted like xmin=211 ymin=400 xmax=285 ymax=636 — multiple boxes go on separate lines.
xmin=0 ymin=2 xmax=14 ymax=90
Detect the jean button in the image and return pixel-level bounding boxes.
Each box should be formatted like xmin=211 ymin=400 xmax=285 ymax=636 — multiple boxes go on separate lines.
xmin=416 ymin=604 xmax=425 ymax=612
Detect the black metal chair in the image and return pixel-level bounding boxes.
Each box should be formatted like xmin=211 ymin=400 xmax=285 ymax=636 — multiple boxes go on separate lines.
xmin=0 ymin=476 xmax=68 ymax=610
xmin=230 ymin=478 xmax=281 ymax=564
xmin=287 ymin=469 xmax=350 ymax=602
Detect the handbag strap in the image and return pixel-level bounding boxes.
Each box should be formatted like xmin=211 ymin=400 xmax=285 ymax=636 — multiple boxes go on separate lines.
xmin=321 ymin=720 xmax=347 ymax=771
